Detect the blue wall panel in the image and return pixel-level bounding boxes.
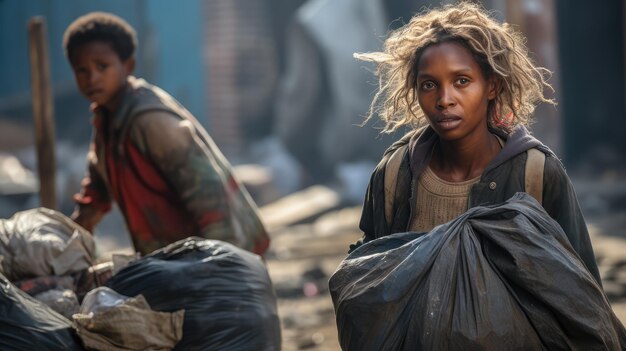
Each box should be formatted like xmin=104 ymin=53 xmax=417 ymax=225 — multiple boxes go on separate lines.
xmin=0 ymin=0 xmax=207 ymax=133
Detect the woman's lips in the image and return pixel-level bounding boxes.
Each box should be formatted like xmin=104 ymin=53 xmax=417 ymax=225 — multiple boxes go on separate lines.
xmin=435 ymin=115 xmax=462 ymax=130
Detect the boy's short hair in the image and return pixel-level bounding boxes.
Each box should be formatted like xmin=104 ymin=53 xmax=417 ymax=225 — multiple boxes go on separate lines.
xmin=63 ymin=12 xmax=137 ymax=62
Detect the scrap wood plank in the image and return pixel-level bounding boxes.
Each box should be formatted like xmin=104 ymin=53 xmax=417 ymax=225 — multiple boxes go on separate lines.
xmin=28 ymin=17 xmax=56 ymax=209
xmin=259 ymin=185 xmax=341 ymax=232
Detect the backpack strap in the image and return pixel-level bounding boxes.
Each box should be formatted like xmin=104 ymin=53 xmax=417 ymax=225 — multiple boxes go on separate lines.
xmin=384 ymin=144 xmax=408 ymax=225
xmin=384 ymin=145 xmax=546 ymax=225
xmin=525 ymin=148 xmax=546 ymax=205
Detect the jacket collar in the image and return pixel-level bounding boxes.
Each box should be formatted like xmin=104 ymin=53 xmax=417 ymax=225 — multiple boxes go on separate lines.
xmin=407 ymin=125 xmax=555 ymax=176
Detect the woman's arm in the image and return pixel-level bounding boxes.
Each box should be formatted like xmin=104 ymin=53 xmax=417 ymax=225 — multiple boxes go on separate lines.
xmin=542 ymin=155 xmax=602 ymax=285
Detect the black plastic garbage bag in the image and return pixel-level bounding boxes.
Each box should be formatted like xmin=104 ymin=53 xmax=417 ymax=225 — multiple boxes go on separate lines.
xmin=330 ymin=192 xmax=626 ymax=351
xmin=0 ymin=273 xmax=84 ymax=350
xmin=107 ymin=238 xmax=281 ymax=351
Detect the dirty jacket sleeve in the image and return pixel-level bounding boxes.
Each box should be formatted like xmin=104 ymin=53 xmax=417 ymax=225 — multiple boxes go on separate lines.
xmin=541 ymin=155 xmax=601 ymax=283
xmin=130 ymin=111 xmax=235 ymax=243
xmin=355 ymin=133 xmax=414 ymax=252
xmin=73 ymin=141 xmax=113 ymax=218
xmin=359 ymin=158 xmax=388 ymax=244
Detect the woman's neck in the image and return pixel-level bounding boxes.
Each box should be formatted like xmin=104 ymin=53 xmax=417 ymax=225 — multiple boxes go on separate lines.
xmin=429 ymin=131 xmax=501 ymax=182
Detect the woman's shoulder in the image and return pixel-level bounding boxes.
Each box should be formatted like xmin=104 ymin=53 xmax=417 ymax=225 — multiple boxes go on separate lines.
xmin=542 ymin=151 xmax=569 ymax=181
xmin=372 ymin=128 xmax=419 ymax=176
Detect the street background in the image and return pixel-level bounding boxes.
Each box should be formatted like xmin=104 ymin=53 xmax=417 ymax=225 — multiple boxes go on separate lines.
xmin=1 ymin=0 xmax=625 ymax=350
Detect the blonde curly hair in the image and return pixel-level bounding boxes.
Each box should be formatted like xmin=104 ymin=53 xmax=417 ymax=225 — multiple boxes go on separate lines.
xmin=356 ymin=1 xmax=555 ymax=133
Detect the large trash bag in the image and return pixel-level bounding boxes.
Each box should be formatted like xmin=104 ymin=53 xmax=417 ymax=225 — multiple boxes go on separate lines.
xmin=0 ymin=207 xmax=96 ymax=281
xmin=0 ymin=273 xmax=84 ymax=350
xmin=329 ymin=192 xmax=626 ymax=351
xmin=106 ymin=237 xmax=281 ymax=351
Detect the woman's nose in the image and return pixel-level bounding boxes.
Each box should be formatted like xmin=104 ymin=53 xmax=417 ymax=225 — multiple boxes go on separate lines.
xmin=436 ymin=86 xmax=456 ymax=110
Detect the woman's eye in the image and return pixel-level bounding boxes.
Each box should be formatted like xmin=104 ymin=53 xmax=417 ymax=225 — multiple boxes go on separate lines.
xmin=97 ymin=63 xmax=108 ymax=71
xmin=421 ymin=81 xmax=435 ymax=90
xmin=457 ymin=78 xmax=469 ymax=85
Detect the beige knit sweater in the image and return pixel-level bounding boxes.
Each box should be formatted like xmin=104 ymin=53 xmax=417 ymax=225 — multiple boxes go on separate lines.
xmin=409 ymin=166 xmax=481 ymax=233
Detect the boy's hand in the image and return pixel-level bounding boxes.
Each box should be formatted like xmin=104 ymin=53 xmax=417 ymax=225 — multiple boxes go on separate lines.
xmin=71 ymin=207 xmax=103 ymax=233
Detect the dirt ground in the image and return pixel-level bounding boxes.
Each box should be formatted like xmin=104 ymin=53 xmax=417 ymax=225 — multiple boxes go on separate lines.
xmin=265 ymin=206 xmax=362 ymax=351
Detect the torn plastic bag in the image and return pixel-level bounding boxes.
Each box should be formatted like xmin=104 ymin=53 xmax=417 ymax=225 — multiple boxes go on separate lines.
xmin=329 ymin=192 xmax=626 ymax=351
xmin=73 ymin=287 xmax=184 ymax=351
xmin=0 ymin=207 xmax=95 ymax=281
xmin=106 ymin=237 xmax=281 ymax=351
xmin=0 ymin=273 xmax=84 ymax=350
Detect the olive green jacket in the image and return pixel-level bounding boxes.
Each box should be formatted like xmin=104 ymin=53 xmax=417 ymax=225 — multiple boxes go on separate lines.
xmin=358 ymin=126 xmax=601 ymax=284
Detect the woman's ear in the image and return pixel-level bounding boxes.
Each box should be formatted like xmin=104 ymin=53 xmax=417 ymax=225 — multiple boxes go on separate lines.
xmin=488 ymin=76 xmax=499 ymax=100
xmin=123 ymin=57 xmax=136 ymax=75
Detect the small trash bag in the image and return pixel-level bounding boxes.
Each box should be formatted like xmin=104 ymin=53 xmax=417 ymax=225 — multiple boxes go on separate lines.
xmin=73 ymin=287 xmax=184 ymax=351
xmin=0 ymin=273 xmax=84 ymax=351
xmin=329 ymin=192 xmax=626 ymax=351
xmin=106 ymin=237 xmax=281 ymax=351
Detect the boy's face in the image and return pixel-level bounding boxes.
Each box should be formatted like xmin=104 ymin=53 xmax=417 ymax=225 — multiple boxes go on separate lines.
xmin=70 ymin=41 xmax=134 ymax=112
xmin=416 ymin=41 xmax=496 ymax=142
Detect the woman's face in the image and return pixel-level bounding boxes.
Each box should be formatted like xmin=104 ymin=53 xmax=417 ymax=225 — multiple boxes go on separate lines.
xmin=416 ymin=41 xmax=496 ymax=142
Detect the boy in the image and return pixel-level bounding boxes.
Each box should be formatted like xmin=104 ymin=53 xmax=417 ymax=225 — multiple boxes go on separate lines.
xmin=63 ymin=12 xmax=269 ymax=256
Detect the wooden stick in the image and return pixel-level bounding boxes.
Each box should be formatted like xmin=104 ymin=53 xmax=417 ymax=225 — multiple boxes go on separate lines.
xmin=28 ymin=17 xmax=57 ymax=210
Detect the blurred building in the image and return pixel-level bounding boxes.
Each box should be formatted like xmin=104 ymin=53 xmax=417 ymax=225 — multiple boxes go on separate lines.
xmin=272 ymin=0 xmax=427 ymax=192
xmin=203 ymin=0 xmax=306 ymax=159
xmin=0 ymin=0 xmax=208 ymax=146
xmin=484 ymin=0 xmax=626 ymax=175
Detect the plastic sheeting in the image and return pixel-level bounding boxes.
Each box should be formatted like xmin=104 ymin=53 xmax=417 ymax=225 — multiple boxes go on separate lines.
xmin=330 ymin=193 xmax=626 ymax=351
xmin=107 ymin=237 xmax=281 ymax=351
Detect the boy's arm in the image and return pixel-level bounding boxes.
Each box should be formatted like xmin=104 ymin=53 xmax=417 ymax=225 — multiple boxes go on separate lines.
xmin=71 ymin=144 xmax=112 ymax=232
xmin=131 ymin=112 xmax=237 ymax=243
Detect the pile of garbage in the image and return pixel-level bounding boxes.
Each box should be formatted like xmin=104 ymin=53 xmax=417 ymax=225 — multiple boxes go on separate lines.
xmin=0 ymin=208 xmax=281 ymax=351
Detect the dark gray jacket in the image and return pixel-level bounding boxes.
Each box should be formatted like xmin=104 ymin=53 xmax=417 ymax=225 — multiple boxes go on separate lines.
xmin=358 ymin=126 xmax=601 ymax=284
